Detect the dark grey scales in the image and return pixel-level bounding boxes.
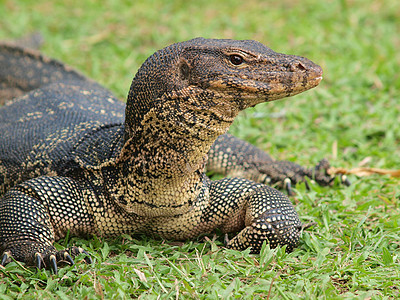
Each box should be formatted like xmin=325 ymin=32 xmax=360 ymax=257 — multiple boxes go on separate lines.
xmin=0 ymin=37 xmax=345 ymax=274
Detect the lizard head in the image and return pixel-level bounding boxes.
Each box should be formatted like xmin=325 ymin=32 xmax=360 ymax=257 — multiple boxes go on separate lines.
xmin=176 ymin=38 xmax=323 ymax=110
xmin=125 ymin=37 xmax=322 ymax=139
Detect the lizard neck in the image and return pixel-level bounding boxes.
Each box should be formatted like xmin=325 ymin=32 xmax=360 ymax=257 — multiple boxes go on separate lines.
xmin=108 ymin=87 xmax=239 ymax=217
xmin=104 ymin=37 xmax=323 ymax=217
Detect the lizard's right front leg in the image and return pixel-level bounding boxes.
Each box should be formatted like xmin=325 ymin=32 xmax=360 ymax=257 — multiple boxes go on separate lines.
xmin=146 ymin=177 xmax=303 ymax=253
xmin=0 ymin=176 xmax=93 ymax=273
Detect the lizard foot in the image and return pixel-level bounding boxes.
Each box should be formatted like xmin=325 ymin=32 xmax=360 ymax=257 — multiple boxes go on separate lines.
xmin=225 ymin=208 xmax=302 ymax=254
xmin=313 ymin=158 xmax=351 ymax=187
xmin=256 ymin=158 xmax=350 ymax=195
xmin=0 ymin=245 xmax=92 ymax=274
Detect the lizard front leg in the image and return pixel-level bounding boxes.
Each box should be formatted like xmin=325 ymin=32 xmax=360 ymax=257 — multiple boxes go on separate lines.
xmin=147 ymin=177 xmax=302 ymax=253
xmin=208 ymin=134 xmax=349 ymax=194
xmin=0 ymin=176 xmax=93 ymax=273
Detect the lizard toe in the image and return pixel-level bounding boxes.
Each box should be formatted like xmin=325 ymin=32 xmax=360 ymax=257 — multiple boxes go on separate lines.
xmin=55 ymin=250 xmax=75 ymax=266
xmin=226 ymin=208 xmax=302 ymax=253
xmin=49 ymin=255 xmax=57 ymax=274
xmin=304 ymin=179 xmax=310 ymax=190
xmin=83 ymin=253 xmax=93 ymax=264
xmin=313 ymin=159 xmax=336 ymax=186
xmin=1 ymin=251 xmax=12 ymax=266
xmin=223 ymin=233 xmax=230 ymax=247
xmin=31 ymin=246 xmax=91 ymax=273
xmin=283 ymin=178 xmax=295 ymax=196
xmin=65 ymin=253 xmax=75 ymax=266
xmin=260 ymin=175 xmax=272 ymax=185
xmin=35 ymin=252 xmax=45 ymax=270
xmin=340 ymin=174 xmax=351 ymax=186
xmin=69 ymin=247 xmax=92 ymax=264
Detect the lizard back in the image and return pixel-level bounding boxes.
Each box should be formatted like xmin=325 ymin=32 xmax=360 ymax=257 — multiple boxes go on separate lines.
xmin=0 ymin=82 xmax=125 ymax=195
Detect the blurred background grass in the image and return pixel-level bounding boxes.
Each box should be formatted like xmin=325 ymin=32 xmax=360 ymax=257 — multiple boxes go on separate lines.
xmin=1 ymin=0 xmax=399 ymax=167
xmin=1 ymin=0 xmax=399 ymax=298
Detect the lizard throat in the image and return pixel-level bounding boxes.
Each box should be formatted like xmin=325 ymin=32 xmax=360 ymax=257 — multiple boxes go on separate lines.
xmin=111 ymin=97 xmax=235 ymax=217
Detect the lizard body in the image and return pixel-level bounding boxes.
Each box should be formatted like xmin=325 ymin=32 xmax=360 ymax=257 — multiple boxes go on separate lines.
xmin=0 ymin=38 xmax=333 ymax=273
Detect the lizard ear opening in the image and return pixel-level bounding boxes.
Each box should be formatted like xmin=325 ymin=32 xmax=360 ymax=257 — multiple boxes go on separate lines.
xmin=179 ymin=60 xmax=190 ymax=80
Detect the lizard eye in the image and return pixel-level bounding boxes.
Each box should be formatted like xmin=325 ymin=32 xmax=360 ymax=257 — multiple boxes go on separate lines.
xmin=229 ymin=54 xmax=244 ymax=65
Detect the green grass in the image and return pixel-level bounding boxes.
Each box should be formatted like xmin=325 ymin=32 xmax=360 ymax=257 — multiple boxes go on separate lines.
xmin=1 ymin=0 xmax=400 ymax=298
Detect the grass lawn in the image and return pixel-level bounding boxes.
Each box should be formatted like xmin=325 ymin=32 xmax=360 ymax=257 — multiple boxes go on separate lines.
xmin=1 ymin=0 xmax=399 ymax=298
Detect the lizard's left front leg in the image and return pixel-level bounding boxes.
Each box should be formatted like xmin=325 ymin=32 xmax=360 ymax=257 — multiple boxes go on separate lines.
xmin=208 ymin=134 xmax=349 ymax=195
xmin=148 ymin=177 xmax=302 ymax=253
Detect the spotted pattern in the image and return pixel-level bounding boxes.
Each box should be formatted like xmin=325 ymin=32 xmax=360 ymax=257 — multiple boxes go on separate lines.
xmin=0 ymin=38 xmax=326 ymax=269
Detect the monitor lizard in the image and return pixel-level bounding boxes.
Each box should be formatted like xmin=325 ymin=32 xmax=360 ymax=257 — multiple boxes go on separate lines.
xmin=0 ymin=37 xmax=342 ymax=273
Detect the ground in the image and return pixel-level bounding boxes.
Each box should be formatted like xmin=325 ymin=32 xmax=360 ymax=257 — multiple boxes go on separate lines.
xmin=0 ymin=0 xmax=399 ymax=298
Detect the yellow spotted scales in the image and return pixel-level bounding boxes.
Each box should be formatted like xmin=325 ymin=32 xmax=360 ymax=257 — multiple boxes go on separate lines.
xmin=0 ymin=38 xmax=338 ymax=273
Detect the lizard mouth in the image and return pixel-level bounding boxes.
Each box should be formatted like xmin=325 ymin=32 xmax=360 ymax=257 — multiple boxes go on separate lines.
xmin=206 ymin=70 xmax=323 ymax=104
xmin=309 ymin=75 xmax=323 ymax=86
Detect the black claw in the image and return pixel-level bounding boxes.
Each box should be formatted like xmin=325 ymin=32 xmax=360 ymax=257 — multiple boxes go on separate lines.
xmin=84 ymin=256 xmax=93 ymax=264
xmin=49 ymin=255 xmax=58 ymax=274
xmin=1 ymin=252 xmax=9 ymax=266
xmin=35 ymin=253 xmax=43 ymax=269
xmin=224 ymin=234 xmax=230 ymax=247
xmin=70 ymin=247 xmax=92 ymax=264
xmin=284 ymin=178 xmax=294 ymax=196
xmin=65 ymin=253 xmax=75 ymax=266
xmin=304 ymin=180 xmax=310 ymax=190
xmin=70 ymin=247 xmax=79 ymax=256
xmin=263 ymin=176 xmax=271 ymax=185
xmin=341 ymin=175 xmax=351 ymax=186
xmin=80 ymin=250 xmax=93 ymax=264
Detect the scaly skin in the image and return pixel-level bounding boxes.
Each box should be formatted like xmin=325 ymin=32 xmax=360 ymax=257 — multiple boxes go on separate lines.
xmin=0 ymin=38 xmax=335 ymax=274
